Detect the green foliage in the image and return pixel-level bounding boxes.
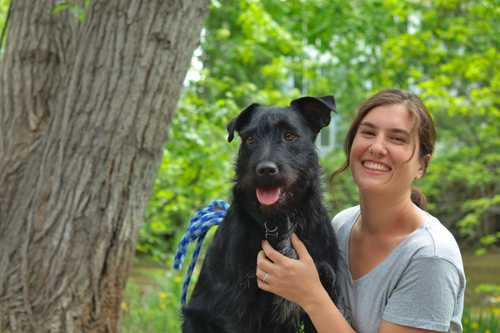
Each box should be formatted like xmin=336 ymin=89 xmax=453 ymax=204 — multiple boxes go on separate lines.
xmin=139 ymin=0 xmax=499 ymax=260
xmin=462 ymin=308 xmax=498 ymax=333
xmin=321 ymin=150 xmax=358 ymax=216
xmin=138 ymin=90 xmax=236 ymax=259
xmin=396 ymin=1 xmax=500 ymax=245
xmin=0 ymin=0 xmax=10 ymax=50
xmin=475 ymin=283 xmax=500 ymax=297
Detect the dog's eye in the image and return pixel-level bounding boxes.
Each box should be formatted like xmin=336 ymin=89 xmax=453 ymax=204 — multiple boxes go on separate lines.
xmin=245 ymin=136 xmax=256 ymax=145
xmin=284 ymin=132 xmax=299 ymax=142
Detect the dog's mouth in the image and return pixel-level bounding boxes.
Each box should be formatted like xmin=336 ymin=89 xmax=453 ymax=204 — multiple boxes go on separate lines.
xmin=256 ymin=187 xmax=282 ymax=206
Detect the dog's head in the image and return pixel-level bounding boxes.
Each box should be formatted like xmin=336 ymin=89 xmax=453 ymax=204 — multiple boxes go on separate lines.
xmin=227 ymin=96 xmax=336 ymax=217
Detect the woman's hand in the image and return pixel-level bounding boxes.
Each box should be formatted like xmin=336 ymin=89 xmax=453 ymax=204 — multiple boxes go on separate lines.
xmin=256 ymin=233 xmax=325 ymax=309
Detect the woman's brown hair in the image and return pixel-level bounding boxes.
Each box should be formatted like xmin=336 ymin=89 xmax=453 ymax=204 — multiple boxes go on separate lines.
xmin=331 ymin=89 xmax=436 ymax=209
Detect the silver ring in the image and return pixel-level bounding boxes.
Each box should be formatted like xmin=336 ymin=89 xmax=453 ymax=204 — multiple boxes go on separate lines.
xmin=263 ymin=272 xmax=269 ymax=283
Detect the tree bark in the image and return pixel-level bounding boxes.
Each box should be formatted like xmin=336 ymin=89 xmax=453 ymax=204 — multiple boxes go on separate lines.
xmin=0 ymin=0 xmax=209 ymax=332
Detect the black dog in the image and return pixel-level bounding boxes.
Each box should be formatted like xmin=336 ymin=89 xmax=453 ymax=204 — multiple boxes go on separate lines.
xmin=182 ymin=96 xmax=339 ymax=333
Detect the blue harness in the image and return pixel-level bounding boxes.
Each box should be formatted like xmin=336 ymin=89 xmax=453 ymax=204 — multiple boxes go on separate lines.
xmin=173 ymin=199 xmax=229 ymax=305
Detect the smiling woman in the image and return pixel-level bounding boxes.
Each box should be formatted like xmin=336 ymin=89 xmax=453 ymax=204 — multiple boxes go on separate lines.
xmin=256 ymin=89 xmax=466 ymax=333
xmin=335 ymin=89 xmax=436 ymax=209
xmin=349 ymin=104 xmax=426 ymax=198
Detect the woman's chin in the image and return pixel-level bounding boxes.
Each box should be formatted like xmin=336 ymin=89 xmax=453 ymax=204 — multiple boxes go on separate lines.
xmin=355 ymin=181 xmax=389 ymax=195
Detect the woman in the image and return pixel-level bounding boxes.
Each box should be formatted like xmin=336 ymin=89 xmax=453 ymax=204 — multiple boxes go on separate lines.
xmin=256 ymin=89 xmax=466 ymax=333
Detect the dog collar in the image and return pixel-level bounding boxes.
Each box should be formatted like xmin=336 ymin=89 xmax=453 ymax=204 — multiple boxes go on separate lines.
xmin=263 ymin=216 xmax=296 ymax=241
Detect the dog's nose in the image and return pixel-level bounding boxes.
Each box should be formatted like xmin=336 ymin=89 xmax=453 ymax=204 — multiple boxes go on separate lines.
xmin=256 ymin=161 xmax=279 ymax=176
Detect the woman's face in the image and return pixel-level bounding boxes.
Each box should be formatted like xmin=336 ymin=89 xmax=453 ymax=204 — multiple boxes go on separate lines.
xmin=349 ymin=104 xmax=425 ymax=197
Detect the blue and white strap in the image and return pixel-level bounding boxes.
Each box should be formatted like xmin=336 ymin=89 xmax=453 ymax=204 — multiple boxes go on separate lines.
xmin=173 ymin=199 xmax=229 ymax=305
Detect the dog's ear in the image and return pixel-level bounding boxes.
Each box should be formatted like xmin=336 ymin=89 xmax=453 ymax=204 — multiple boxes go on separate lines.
xmin=291 ymin=96 xmax=336 ymax=133
xmin=227 ymin=103 xmax=260 ymax=142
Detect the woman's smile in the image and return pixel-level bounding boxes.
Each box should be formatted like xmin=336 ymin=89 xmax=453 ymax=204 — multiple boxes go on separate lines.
xmin=361 ymin=160 xmax=391 ymax=172
xmin=350 ymin=103 xmax=424 ymax=194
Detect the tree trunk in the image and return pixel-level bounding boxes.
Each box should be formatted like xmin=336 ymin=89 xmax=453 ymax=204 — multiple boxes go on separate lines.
xmin=0 ymin=0 xmax=209 ymax=332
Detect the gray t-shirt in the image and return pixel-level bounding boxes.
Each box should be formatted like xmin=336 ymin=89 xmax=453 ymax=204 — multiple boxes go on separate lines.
xmin=332 ymin=206 xmax=465 ymax=333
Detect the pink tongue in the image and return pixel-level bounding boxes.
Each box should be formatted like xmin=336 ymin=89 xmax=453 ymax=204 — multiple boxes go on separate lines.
xmin=256 ymin=187 xmax=281 ymax=205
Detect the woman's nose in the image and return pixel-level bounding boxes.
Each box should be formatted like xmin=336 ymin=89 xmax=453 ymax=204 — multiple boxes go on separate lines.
xmin=368 ymin=136 xmax=387 ymax=155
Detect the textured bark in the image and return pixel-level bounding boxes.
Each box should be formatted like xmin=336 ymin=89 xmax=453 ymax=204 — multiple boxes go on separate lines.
xmin=0 ymin=0 xmax=209 ymax=332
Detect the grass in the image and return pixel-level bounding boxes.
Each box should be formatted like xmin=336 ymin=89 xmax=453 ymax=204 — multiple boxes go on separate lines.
xmin=121 ymin=250 xmax=500 ymax=332
xmin=121 ymin=259 xmax=184 ymax=333
xmin=463 ymin=250 xmax=500 ymax=310
xmin=462 ymin=308 xmax=499 ymax=333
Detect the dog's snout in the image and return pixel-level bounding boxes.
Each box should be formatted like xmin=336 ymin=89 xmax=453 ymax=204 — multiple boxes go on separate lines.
xmin=256 ymin=161 xmax=279 ymax=177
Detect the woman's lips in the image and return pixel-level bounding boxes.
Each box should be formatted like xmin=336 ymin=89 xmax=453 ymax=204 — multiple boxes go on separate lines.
xmin=362 ymin=160 xmax=391 ymax=172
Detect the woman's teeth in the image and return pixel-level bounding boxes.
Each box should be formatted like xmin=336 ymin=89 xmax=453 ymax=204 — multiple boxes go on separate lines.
xmin=363 ymin=161 xmax=390 ymax=171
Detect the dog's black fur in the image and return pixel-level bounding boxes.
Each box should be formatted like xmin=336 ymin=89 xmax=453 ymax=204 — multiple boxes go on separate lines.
xmin=182 ymin=96 xmax=339 ymax=333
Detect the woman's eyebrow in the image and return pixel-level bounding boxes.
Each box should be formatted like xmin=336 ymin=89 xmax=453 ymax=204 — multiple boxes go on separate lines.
xmin=359 ymin=122 xmax=376 ymax=129
xmin=389 ymin=128 xmax=411 ymax=137
xmin=359 ymin=121 xmax=410 ymax=136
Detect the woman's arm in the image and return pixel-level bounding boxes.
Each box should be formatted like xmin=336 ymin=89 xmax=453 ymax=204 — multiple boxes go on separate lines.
xmin=300 ymin=287 xmax=356 ymax=333
xmin=257 ymin=234 xmax=443 ymax=333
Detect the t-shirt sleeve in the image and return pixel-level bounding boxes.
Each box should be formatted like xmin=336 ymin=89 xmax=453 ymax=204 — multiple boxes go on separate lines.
xmin=382 ymin=257 xmax=462 ymax=332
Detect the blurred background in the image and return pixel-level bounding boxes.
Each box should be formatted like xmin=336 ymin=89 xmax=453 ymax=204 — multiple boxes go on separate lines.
xmin=125 ymin=1 xmax=500 ymax=331
xmin=2 ymin=0 xmax=498 ymax=332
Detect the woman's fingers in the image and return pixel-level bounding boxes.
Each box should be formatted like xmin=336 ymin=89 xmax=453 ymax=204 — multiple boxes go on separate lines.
xmin=257 ymin=250 xmax=275 ymax=271
xmin=256 ymin=252 xmax=274 ymax=292
xmin=261 ymin=240 xmax=287 ymax=264
xmin=256 ymin=273 xmax=272 ymax=291
xmin=256 ymin=235 xmax=323 ymax=308
xmin=256 ymin=267 xmax=270 ymax=283
xmin=291 ymin=233 xmax=312 ymax=262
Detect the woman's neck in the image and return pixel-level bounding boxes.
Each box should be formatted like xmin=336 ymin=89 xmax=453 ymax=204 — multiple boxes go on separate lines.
xmin=358 ymin=192 xmax=422 ymax=237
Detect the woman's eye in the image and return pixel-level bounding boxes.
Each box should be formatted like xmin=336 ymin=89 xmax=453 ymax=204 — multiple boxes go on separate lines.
xmin=391 ymin=137 xmax=407 ymax=144
xmin=245 ymin=136 xmax=255 ymax=145
xmin=284 ymin=132 xmax=299 ymax=141
xmin=360 ymin=130 xmax=375 ymax=137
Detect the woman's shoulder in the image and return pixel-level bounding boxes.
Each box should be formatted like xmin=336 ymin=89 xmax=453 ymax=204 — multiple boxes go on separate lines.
xmin=410 ymin=212 xmax=464 ymax=272
xmin=331 ymin=205 xmax=360 ymax=234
